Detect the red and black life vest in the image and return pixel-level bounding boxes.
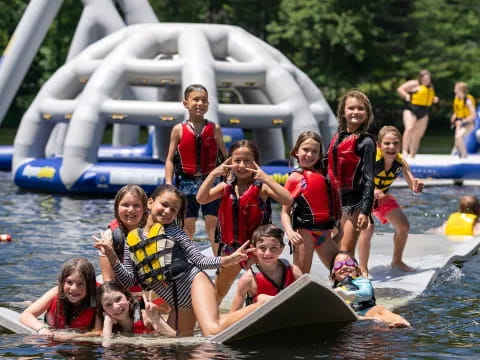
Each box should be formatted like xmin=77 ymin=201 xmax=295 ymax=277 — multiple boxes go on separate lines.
xmin=328 ymin=132 xmax=373 ymax=191
xmin=247 ymin=259 xmax=295 ymax=304
xmin=217 ymin=180 xmax=271 ymax=250
xmin=287 ymin=168 xmax=341 ymax=230
xmin=176 ymin=120 xmax=218 ymax=175
xmin=45 ymin=295 xmax=96 ymax=330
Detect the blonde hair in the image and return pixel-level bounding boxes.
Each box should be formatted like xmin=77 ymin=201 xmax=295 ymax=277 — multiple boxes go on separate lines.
xmin=455 ymin=82 xmax=468 ymax=95
xmin=290 ymin=131 xmax=323 ymax=170
xmin=377 ymin=125 xmax=402 ymax=144
xmin=336 ymin=89 xmax=373 ymax=134
xmin=418 ymin=69 xmax=431 ymax=85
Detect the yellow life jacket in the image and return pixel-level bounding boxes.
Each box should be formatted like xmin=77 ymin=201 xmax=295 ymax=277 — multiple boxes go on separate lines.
xmin=453 ymin=94 xmax=476 ymax=119
xmin=411 ymin=85 xmax=435 ymax=107
xmin=373 ymin=148 xmax=403 ymax=192
xmin=444 ymin=212 xmax=477 ymax=236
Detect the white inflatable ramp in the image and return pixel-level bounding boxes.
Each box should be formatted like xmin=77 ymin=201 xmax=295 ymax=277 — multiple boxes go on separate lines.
xmin=0 ymin=307 xmax=35 ymax=334
xmin=210 ymin=274 xmax=357 ymax=344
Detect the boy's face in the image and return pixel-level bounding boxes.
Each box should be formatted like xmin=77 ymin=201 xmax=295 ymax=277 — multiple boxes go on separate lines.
xmin=183 ymin=90 xmax=209 ymax=119
xmin=255 ymin=236 xmax=284 ymax=266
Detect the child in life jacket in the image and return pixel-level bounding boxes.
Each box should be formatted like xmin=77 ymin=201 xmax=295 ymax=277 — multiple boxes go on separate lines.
xmin=327 ymin=89 xmax=376 ymax=258
xmin=450 ymin=82 xmax=476 ymax=158
xmin=357 ymin=126 xmax=424 ymax=276
xmin=97 ymin=281 xmax=175 ymax=339
xmin=95 ymin=184 xmax=270 ymax=336
xmin=165 ymin=84 xmax=228 ymax=254
xmin=20 ymin=257 xmax=101 ymax=336
xmin=281 ymin=131 xmax=341 ymax=273
xmin=196 ymin=140 xmax=293 ymax=302
xmin=230 ymin=224 xmax=302 ymax=311
xmin=435 ymin=196 xmax=480 ymax=236
xmin=331 ymin=251 xmax=410 ymax=328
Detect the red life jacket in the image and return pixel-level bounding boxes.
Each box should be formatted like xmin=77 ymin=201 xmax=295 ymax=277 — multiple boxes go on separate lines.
xmin=108 ymin=219 xmax=142 ymax=293
xmin=217 ymin=180 xmax=271 ymax=250
xmin=176 ymin=120 xmax=218 ymax=175
xmin=251 ymin=259 xmax=295 ymax=303
xmin=133 ymin=319 xmax=155 ymax=334
xmin=287 ymin=168 xmax=340 ymax=230
xmin=328 ymin=132 xmax=370 ymax=191
xmin=45 ymin=295 xmax=95 ymax=329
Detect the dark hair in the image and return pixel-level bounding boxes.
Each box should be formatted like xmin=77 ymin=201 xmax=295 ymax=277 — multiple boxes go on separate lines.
xmin=56 ymin=257 xmax=97 ymax=328
xmin=114 ymin=185 xmax=148 ymax=229
xmin=329 ymin=250 xmax=359 ymax=286
xmin=336 ymin=89 xmax=373 ymax=134
xmin=96 ymin=281 xmax=137 ymax=322
xmin=184 ymin=84 xmax=208 ymax=100
xmin=290 ymin=131 xmax=323 ymax=170
xmin=251 ymin=224 xmax=285 ymax=247
xmin=149 ymin=184 xmax=186 ymax=228
xmin=458 ymin=196 xmax=480 ymax=216
xmin=226 ymin=140 xmax=261 ymax=180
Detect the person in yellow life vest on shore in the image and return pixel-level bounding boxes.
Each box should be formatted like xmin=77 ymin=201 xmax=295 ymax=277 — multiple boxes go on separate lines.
xmin=397 ymin=69 xmax=439 ymax=158
xmin=450 ymin=82 xmax=476 ymax=158
xmin=444 ymin=196 xmax=480 ymax=236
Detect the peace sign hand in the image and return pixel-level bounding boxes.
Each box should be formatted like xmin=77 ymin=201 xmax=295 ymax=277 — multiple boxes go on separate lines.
xmin=247 ymin=161 xmax=269 ymax=183
xmin=211 ymin=157 xmax=233 ymax=178
xmin=221 ymin=241 xmax=255 ymax=268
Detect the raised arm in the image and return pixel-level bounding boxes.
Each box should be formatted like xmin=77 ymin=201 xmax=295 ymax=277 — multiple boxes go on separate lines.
xmin=252 ymin=162 xmax=293 ymax=206
xmin=196 ymin=160 xmax=228 ymax=204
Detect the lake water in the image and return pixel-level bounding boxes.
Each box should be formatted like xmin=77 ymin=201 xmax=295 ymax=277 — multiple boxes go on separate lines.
xmin=0 ymin=170 xmax=479 ymax=359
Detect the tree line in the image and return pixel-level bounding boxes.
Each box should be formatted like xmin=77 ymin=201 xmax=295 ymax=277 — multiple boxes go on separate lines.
xmin=1 ymin=0 xmax=479 ymax=129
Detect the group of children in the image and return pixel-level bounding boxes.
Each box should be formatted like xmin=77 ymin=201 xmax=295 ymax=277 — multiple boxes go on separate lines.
xmin=20 ymin=84 xmax=417 ymax=340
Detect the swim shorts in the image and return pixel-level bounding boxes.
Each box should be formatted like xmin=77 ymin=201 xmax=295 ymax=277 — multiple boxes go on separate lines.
xmin=372 ymin=194 xmax=400 ymax=224
xmin=306 ymin=229 xmax=332 ymax=248
xmin=176 ymin=176 xmax=220 ymax=218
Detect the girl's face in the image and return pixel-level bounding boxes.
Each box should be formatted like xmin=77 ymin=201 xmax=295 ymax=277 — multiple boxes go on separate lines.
xmin=295 ymin=138 xmax=321 ymax=169
xmin=118 ymin=192 xmax=145 ymax=231
xmin=101 ymin=290 xmax=130 ymax=321
xmin=344 ymin=97 xmax=367 ymax=133
xmin=332 ymin=253 xmax=358 ymax=281
xmin=255 ymin=237 xmax=284 ymax=266
xmin=183 ymin=90 xmax=209 ymax=119
xmin=454 ymin=84 xmax=465 ymax=99
xmin=148 ymin=191 xmax=181 ymax=225
xmin=231 ymin=147 xmax=255 ymax=180
xmin=420 ymin=73 xmax=431 ymax=86
xmin=379 ymin=132 xmax=401 ymax=160
xmin=63 ymin=271 xmax=87 ymax=305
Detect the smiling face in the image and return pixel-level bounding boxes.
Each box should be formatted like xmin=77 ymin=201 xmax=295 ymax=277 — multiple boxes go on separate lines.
xmin=148 ymin=191 xmax=181 ymax=225
xmin=183 ymin=90 xmax=209 ymax=120
xmin=117 ymin=192 xmax=145 ymax=232
xmin=379 ymin=132 xmax=401 ymax=160
xmin=332 ymin=253 xmax=359 ymax=282
xmin=344 ymin=96 xmax=367 ymax=133
xmin=255 ymin=236 xmax=284 ymax=266
xmin=231 ymin=146 xmax=256 ymax=180
xmin=295 ymin=138 xmax=321 ymax=169
xmin=101 ymin=290 xmax=130 ymax=322
xmin=63 ymin=271 xmax=87 ymax=305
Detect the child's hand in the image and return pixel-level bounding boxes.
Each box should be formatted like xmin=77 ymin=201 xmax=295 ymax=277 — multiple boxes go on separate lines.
xmin=211 ymin=157 xmax=232 ymax=178
xmin=412 ymin=179 xmax=424 ymax=194
xmin=374 ymin=189 xmax=386 ymax=200
xmin=247 ymin=161 xmax=269 ymax=183
xmin=222 ymin=241 xmax=255 ymax=267
xmin=93 ymin=231 xmax=113 ymax=256
xmin=356 ymin=214 xmax=369 ymax=230
xmin=103 ymin=314 xmax=117 ymax=325
xmin=143 ymin=291 xmax=160 ymax=322
xmin=287 ymin=229 xmax=303 ymax=246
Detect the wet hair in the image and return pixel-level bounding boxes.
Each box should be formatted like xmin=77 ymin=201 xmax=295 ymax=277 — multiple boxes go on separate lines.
xmin=149 ymin=184 xmax=186 ymax=228
xmin=251 ymin=224 xmax=285 ymax=247
xmin=56 ymin=257 xmax=97 ymax=328
xmin=329 ymin=250 xmax=359 ymax=285
xmin=377 ymin=125 xmax=402 ymax=144
xmin=336 ymin=89 xmax=374 ymax=134
xmin=290 ymin=131 xmax=323 ymax=170
xmin=455 ymin=82 xmax=468 ymax=95
xmin=418 ymin=69 xmax=431 ymax=85
xmin=184 ymin=84 xmax=208 ymax=100
xmin=458 ymin=196 xmax=480 ymax=216
xmin=114 ymin=185 xmax=148 ymax=230
xmin=96 ymin=281 xmax=137 ymax=322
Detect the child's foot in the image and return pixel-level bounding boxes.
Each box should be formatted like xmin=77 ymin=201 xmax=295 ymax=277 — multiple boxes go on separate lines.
xmin=391 ymin=261 xmax=415 ymax=272
xmin=388 ymin=320 xmax=411 ymax=328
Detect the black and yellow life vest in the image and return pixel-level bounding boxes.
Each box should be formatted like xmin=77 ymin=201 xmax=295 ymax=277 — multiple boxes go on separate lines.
xmin=411 ymin=85 xmax=435 ymax=107
xmin=445 ymin=212 xmax=477 ymax=236
xmin=373 ymin=148 xmax=403 ymax=192
xmin=126 ymin=223 xmax=191 ymax=287
xmin=453 ymin=94 xmax=476 ymax=120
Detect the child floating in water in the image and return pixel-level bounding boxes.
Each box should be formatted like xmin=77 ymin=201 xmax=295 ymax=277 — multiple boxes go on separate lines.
xmin=230 ymin=224 xmax=302 ymax=311
xmin=431 ymin=196 xmax=480 ymax=236
xmin=331 ymin=251 xmax=410 ymax=328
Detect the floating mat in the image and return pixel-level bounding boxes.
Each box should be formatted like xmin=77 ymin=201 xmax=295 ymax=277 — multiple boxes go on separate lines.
xmin=0 ymin=307 xmax=35 ymax=334
xmin=210 ymin=273 xmax=357 ymax=344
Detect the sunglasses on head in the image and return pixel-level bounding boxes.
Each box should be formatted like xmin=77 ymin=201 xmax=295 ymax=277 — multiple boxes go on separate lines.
xmin=332 ymin=258 xmax=357 ymax=272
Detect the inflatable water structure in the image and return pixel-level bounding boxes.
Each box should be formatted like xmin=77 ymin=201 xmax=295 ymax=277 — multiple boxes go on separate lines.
xmin=0 ymin=0 xmax=336 ymax=194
